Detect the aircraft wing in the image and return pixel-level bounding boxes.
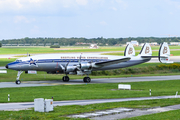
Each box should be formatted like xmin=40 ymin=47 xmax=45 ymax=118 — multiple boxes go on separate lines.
xmin=94 ymin=57 xmax=130 ymax=67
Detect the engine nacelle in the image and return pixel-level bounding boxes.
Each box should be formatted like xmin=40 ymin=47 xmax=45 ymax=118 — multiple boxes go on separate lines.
xmin=66 ymin=66 xmax=77 ymax=73
xmin=77 ymin=70 xmax=91 ymax=75
xmin=81 ymin=62 xmax=92 ymax=70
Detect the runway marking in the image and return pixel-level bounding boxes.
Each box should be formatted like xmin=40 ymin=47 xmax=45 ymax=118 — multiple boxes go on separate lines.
xmin=51 ymin=83 xmax=61 ymax=85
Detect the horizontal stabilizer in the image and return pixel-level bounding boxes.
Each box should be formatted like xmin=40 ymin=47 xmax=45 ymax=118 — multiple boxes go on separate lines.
xmin=95 ymin=57 xmax=130 ymax=66
xmin=141 ymin=56 xmax=168 ymax=58
xmin=141 ymin=56 xmax=158 ymax=58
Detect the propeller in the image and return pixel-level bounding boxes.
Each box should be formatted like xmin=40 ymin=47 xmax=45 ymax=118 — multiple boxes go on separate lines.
xmin=77 ymin=55 xmax=83 ymax=71
xmin=60 ymin=62 xmax=69 ymax=73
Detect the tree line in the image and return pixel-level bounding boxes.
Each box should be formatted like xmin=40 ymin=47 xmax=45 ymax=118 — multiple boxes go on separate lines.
xmin=0 ymin=37 xmax=180 ymax=46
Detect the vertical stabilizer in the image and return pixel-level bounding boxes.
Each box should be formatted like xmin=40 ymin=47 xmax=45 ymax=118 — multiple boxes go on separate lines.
xmin=159 ymin=42 xmax=173 ymax=63
xmin=139 ymin=43 xmax=152 ymax=56
xmin=124 ymin=43 xmax=135 ymax=57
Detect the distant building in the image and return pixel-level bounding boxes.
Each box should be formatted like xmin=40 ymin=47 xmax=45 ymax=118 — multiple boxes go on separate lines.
xmin=18 ymin=44 xmax=24 ymax=46
xmin=53 ymin=43 xmax=59 ymax=45
xmin=149 ymin=42 xmax=158 ymax=46
xmin=126 ymin=41 xmax=139 ymax=46
xmin=139 ymin=43 xmax=144 ymax=46
xmin=90 ymin=44 xmax=98 ymax=49
xmin=11 ymin=44 xmax=18 ymax=46
xmin=170 ymin=42 xmax=180 ymax=46
xmin=38 ymin=43 xmax=44 ymax=46
xmin=25 ymin=44 xmax=30 ymax=46
xmin=45 ymin=43 xmax=51 ymax=46
xmin=76 ymin=42 xmax=91 ymax=45
xmin=32 ymin=44 xmax=37 ymax=46
xmin=6 ymin=44 xmax=12 ymax=46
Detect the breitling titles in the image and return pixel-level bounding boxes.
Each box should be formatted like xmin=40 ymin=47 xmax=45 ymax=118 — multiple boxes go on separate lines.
xmin=60 ymin=56 xmax=108 ymax=59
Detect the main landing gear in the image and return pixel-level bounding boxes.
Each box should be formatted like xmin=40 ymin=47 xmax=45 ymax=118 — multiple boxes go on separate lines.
xmin=62 ymin=75 xmax=69 ymax=82
xmin=83 ymin=77 xmax=91 ymax=83
xmin=16 ymin=71 xmax=23 ymax=85
xmin=62 ymin=75 xmax=91 ymax=83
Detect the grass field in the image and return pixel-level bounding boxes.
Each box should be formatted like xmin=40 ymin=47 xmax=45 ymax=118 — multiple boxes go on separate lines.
xmin=0 ymin=58 xmax=16 ymax=66
xmin=0 ymin=46 xmax=180 ymax=55
xmin=1 ymin=81 xmax=180 ymax=119
xmin=0 ymin=46 xmax=126 ymax=55
xmin=0 ymin=98 xmax=180 ymax=120
xmin=1 ymin=80 xmax=180 ymax=103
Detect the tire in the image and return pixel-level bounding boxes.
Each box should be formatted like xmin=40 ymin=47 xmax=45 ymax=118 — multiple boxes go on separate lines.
xmin=83 ymin=77 xmax=87 ymax=82
xmin=62 ymin=76 xmax=69 ymax=82
xmin=16 ymin=80 xmax=21 ymax=85
xmin=83 ymin=77 xmax=91 ymax=83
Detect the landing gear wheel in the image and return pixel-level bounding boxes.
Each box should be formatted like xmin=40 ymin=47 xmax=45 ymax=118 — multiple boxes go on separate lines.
xmin=62 ymin=76 xmax=69 ymax=82
xmin=15 ymin=80 xmax=21 ymax=85
xmin=83 ymin=77 xmax=91 ymax=83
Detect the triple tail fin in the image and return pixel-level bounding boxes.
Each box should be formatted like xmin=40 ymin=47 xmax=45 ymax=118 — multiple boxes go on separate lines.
xmin=124 ymin=43 xmax=135 ymax=57
xmin=139 ymin=42 xmax=173 ymax=63
xmin=139 ymin=43 xmax=152 ymax=57
xmin=159 ymin=42 xmax=173 ymax=63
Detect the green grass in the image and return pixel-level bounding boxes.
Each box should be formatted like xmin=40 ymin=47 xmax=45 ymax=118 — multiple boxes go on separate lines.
xmin=0 ymin=98 xmax=180 ymax=119
xmin=0 ymin=46 xmax=180 ymax=55
xmin=0 ymin=58 xmax=16 ymax=66
xmin=1 ymin=80 xmax=180 ymax=103
xmin=0 ymin=46 xmax=126 ymax=55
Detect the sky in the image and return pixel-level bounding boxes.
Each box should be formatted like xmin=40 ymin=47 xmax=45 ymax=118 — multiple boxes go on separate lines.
xmin=0 ymin=0 xmax=180 ymax=40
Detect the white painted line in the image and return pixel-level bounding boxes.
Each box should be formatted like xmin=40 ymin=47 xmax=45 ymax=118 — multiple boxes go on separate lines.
xmin=0 ymin=70 xmax=7 ymax=73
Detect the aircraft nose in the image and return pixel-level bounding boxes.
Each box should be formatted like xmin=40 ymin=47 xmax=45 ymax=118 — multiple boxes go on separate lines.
xmin=5 ymin=64 xmax=8 ymax=69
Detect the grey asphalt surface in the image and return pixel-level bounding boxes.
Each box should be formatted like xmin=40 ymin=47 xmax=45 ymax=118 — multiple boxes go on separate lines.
xmin=0 ymin=75 xmax=180 ymax=88
xmin=0 ymin=95 xmax=180 ymax=111
xmin=91 ymin=104 xmax=180 ymax=120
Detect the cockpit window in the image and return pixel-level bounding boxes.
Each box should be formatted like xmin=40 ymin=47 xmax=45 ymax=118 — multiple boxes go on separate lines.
xmin=16 ymin=60 xmax=22 ymax=62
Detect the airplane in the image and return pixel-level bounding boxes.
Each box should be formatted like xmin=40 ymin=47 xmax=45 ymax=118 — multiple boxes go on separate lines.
xmin=5 ymin=42 xmax=173 ymax=85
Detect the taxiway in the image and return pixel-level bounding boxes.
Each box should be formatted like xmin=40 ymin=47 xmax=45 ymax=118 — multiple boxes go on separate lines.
xmin=0 ymin=75 xmax=180 ymax=88
xmin=0 ymin=95 xmax=179 ymax=111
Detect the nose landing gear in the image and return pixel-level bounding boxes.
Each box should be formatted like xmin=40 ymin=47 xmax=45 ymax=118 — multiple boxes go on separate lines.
xmin=16 ymin=71 xmax=23 ymax=85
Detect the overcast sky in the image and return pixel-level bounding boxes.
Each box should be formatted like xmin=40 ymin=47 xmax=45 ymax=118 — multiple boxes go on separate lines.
xmin=0 ymin=0 xmax=180 ymax=40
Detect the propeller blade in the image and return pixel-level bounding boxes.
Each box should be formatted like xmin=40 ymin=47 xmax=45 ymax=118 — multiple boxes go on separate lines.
xmin=78 ymin=55 xmax=82 ymax=69
xmin=78 ymin=55 xmax=81 ymax=64
xmin=65 ymin=62 xmax=69 ymax=72
xmin=60 ymin=64 xmax=65 ymax=71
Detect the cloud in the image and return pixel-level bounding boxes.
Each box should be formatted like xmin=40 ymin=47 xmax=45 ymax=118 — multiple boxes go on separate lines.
xmin=76 ymin=0 xmax=88 ymax=6
xmin=165 ymin=0 xmax=180 ymax=9
xmin=111 ymin=7 xmax=117 ymax=11
xmin=14 ymin=16 xmax=35 ymax=23
xmin=114 ymin=0 xmax=128 ymax=9
xmin=100 ymin=21 xmax=107 ymax=26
